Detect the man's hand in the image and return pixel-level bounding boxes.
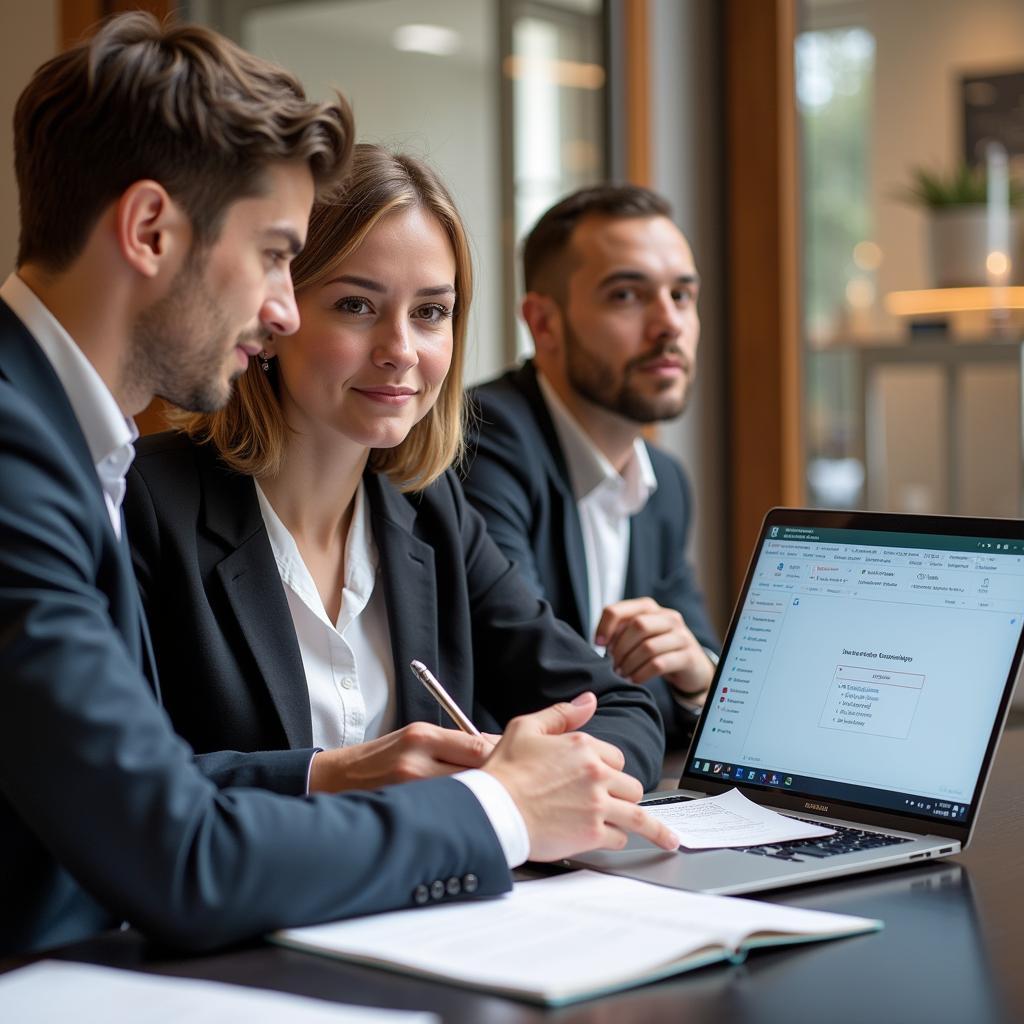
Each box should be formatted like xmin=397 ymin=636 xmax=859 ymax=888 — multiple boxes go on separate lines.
xmin=596 ymin=597 xmax=715 ymax=700
xmin=309 ymin=722 xmax=494 ymax=793
xmin=483 ymin=693 xmax=678 ymax=861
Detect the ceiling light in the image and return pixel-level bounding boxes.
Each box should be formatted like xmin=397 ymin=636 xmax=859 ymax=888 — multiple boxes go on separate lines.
xmin=392 ymin=24 xmax=461 ymax=57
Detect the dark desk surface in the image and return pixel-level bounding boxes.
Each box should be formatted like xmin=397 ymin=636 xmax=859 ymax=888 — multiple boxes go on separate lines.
xmin=7 ymin=721 xmax=1024 ymax=1024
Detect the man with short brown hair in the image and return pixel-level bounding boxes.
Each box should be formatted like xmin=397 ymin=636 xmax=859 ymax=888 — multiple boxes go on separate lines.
xmin=465 ymin=184 xmax=721 ymax=747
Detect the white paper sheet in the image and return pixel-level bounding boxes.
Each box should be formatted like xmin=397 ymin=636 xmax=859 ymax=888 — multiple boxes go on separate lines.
xmin=0 ymin=961 xmax=438 ymax=1024
xmin=646 ymin=787 xmax=835 ymax=849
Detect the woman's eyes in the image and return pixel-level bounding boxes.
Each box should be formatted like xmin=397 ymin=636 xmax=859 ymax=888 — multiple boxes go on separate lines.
xmin=412 ymin=303 xmax=453 ymax=325
xmin=333 ymin=296 xmax=374 ymax=315
xmin=332 ymin=297 xmax=453 ymax=323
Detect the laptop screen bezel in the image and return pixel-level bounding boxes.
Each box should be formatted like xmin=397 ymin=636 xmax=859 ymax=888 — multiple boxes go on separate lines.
xmin=679 ymin=507 xmax=1024 ymax=843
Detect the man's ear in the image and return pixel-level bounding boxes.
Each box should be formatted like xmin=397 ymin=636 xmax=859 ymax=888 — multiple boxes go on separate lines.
xmin=521 ymin=292 xmax=563 ymax=356
xmin=115 ymin=180 xmax=190 ymax=280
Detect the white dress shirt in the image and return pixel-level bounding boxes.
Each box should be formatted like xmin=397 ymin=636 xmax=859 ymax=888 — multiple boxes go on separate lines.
xmin=537 ymin=371 xmax=714 ymax=711
xmin=0 ymin=273 xmax=137 ymax=538
xmin=536 ymin=372 xmax=657 ymax=643
xmin=254 ymin=479 xmax=530 ymax=868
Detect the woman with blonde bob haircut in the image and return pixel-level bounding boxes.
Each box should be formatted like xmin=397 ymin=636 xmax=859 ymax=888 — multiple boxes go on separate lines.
xmin=176 ymin=144 xmax=471 ymax=490
xmin=125 ymin=144 xmax=663 ymax=797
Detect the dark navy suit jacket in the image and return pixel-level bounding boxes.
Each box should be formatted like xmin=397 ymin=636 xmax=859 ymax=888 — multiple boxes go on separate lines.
xmin=0 ymin=298 xmax=510 ymax=956
xmin=464 ymin=360 xmax=720 ymax=745
xmin=123 ymin=431 xmax=663 ymax=789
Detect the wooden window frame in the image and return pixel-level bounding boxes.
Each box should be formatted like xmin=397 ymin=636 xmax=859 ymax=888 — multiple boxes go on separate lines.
xmin=724 ymin=0 xmax=803 ymax=595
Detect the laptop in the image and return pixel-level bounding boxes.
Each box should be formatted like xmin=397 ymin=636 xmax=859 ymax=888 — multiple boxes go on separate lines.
xmin=574 ymin=508 xmax=1024 ymax=894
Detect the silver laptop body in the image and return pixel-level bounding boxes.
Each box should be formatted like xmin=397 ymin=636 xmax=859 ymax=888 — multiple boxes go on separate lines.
xmin=574 ymin=509 xmax=1024 ymax=894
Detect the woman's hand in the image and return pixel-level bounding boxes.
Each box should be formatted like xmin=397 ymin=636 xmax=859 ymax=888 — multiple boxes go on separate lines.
xmin=308 ymin=722 xmax=496 ymax=793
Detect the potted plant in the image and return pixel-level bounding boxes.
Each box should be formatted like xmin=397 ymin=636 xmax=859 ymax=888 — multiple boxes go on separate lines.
xmin=903 ymin=164 xmax=1024 ymax=287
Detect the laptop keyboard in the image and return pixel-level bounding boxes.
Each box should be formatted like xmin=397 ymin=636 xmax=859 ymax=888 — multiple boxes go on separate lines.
xmin=643 ymin=797 xmax=913 ymax=862
xmin=737 ymin=818 xmax=912 ymax=862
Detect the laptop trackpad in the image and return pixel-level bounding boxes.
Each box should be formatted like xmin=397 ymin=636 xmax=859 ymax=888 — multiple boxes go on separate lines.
xmin=570 ymin=842 xmax=812 ymax=895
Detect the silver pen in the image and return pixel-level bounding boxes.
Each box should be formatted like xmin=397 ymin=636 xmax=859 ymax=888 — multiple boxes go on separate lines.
xmin=410 ymin=660 xmax=481 ymax=736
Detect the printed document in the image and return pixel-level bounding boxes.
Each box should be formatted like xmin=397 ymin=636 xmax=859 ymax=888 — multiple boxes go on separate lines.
xmin=646 ymin=788 xmax=835 ymax=849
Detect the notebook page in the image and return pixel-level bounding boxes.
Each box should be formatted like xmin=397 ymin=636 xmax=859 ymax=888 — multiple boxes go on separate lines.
xmin=275 ymin=870 xmax=880 ymax=1003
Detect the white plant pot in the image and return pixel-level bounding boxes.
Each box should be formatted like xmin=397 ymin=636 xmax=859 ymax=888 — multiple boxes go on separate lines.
xmin=927 ymin=206 xmax=1023 ymax=287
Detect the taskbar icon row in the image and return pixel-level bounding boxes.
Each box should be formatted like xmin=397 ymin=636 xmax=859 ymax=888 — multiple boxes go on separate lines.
xmin=690 ymin=759 xmax=794 ymax=788
xmin=687 ymin=757 xmax=971 ymax=823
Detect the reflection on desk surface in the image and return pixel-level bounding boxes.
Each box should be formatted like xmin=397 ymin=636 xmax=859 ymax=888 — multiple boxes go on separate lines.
xmin=534 ymin=863 xmax=1000 ymax=1024
xmin=750 ymin=864 xmax=1004 ymax=1024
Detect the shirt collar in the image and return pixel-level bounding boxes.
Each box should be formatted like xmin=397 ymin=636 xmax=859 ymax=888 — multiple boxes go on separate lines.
xmin=0 ymin=273 xmax=137 ymax=474
xmin=536 ymin=369 xmax=657 ymax=513
xmin=255 ymin=477 xmax=379 ymax=630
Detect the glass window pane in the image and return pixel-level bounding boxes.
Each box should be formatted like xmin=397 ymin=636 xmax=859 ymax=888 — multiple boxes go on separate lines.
xmin=797 ymin=1 xmax=1024 ymax=516
xmin=506 ymin=0 xmax=605 ymax=357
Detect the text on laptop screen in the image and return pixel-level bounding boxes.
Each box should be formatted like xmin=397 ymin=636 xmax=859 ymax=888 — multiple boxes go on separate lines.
xmin=691 ymin=525 xmax=1024 ymax=822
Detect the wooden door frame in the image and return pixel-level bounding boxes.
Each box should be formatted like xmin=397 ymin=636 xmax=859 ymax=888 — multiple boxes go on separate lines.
xmin=724 ymin=0 xmax=803 ymax=596
xmin=622 ymin=0 xmax=651 ymax=187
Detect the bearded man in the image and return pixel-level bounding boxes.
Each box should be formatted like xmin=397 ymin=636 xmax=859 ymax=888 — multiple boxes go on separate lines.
xmin=465 ymin=184 xmax=721 ymax=747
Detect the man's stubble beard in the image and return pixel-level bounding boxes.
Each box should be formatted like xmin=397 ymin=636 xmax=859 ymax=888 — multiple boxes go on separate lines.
xmin=561 ymin=315 xmax=692 ymax=425
xmin=126 ymin=252 xmax=249 ymax=414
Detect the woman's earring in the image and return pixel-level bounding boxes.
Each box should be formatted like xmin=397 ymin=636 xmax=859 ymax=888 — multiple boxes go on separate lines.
xmin=258 ymin=351 xmax=271 ymax=373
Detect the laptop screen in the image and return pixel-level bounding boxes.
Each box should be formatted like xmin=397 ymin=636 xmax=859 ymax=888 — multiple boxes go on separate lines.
xmin=686 ymin=514 xmax=1024 ymax=828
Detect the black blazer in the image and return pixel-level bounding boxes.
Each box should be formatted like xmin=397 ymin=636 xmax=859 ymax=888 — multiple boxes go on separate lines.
xmin=464 ymin=360 xmax=721 ymax=744
xmin=0 ymin=298 xmax=509 ymax=957
xmin=124 ymin=431 xmax=664 ymax=789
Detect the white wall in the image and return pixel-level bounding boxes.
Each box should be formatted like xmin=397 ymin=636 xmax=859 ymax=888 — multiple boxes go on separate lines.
xmin=0 ymin=0 xmax=57 ymax=270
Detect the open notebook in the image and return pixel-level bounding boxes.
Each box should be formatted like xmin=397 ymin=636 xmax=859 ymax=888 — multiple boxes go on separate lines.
xmin=273 ymin=871 xmax=881 ymax=1007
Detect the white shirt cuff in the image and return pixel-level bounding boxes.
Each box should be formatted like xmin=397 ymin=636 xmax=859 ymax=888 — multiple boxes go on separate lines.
xmin=453 ymin=769 xmax=531 ymax=868
xmin=305 ymin=749 xmax=324 ymax=795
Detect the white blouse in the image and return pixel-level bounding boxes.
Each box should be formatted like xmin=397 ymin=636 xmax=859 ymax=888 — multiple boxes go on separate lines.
xmin=255 ymin=479 xmax=396 ymax=749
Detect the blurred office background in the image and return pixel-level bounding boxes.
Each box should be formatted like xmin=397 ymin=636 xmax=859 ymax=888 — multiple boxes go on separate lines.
xmin=2 ymin=0 xmax=1023 ymax=632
